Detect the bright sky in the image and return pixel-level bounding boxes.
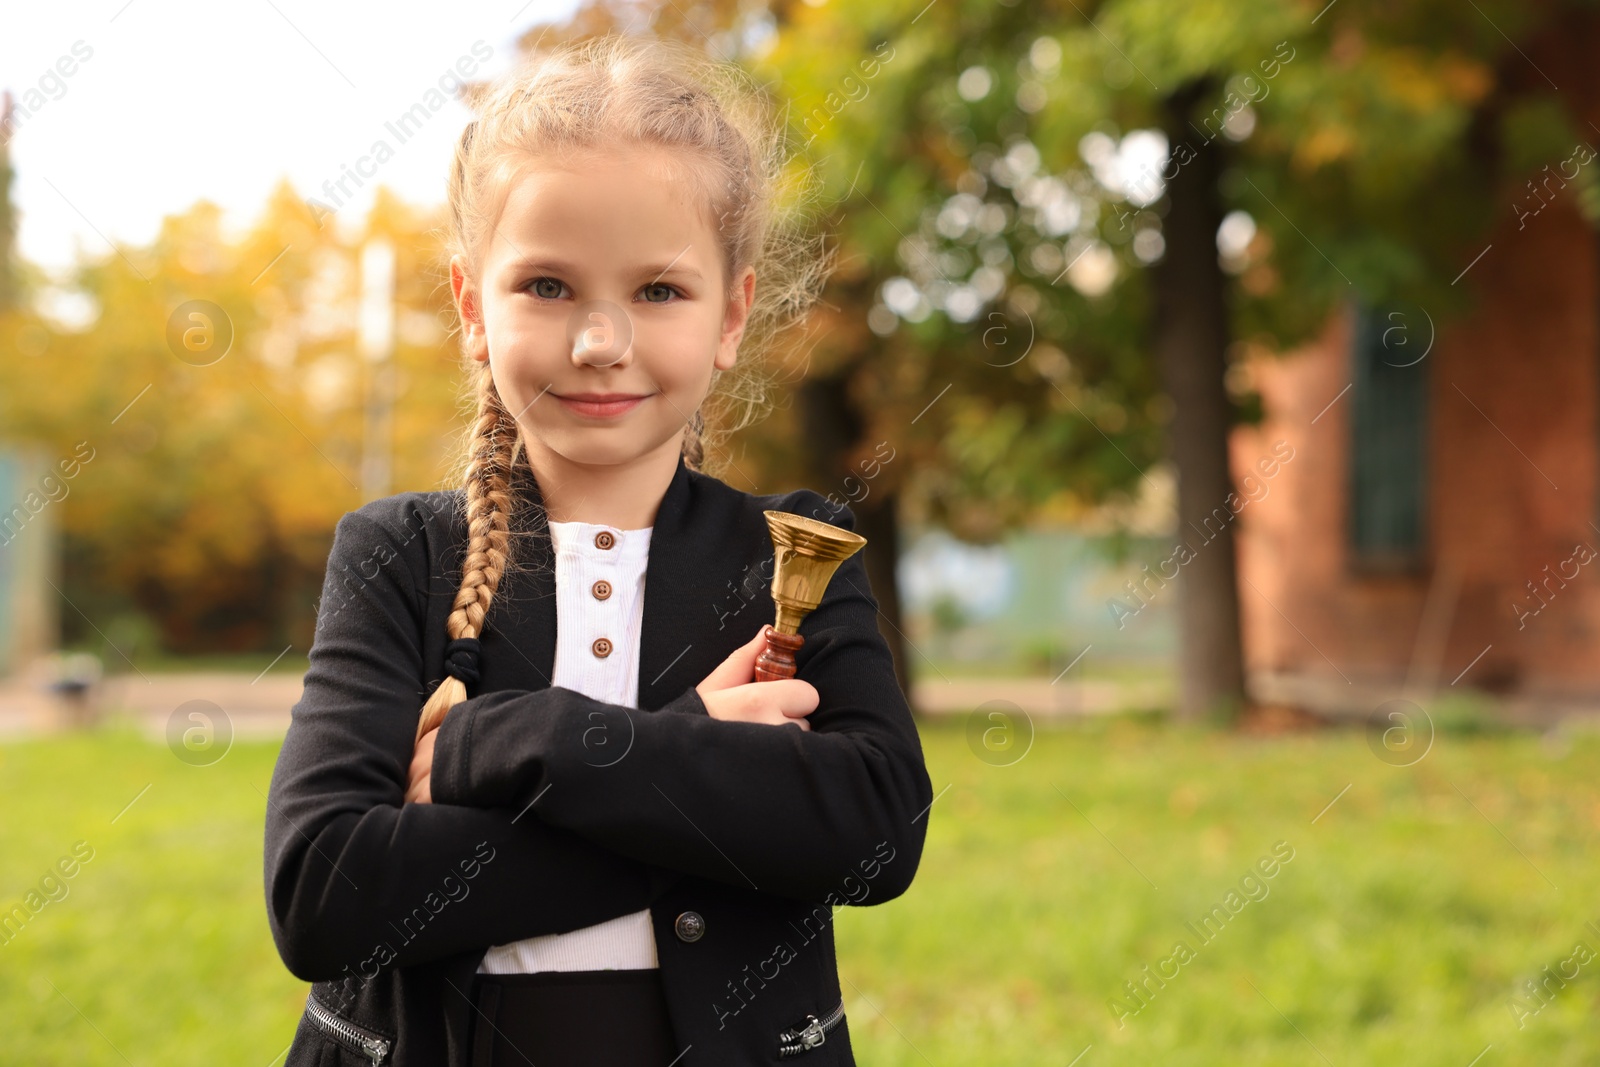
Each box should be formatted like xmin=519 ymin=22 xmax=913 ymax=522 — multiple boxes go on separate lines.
xmin=3 ymin=1 xmax=582 ymax=275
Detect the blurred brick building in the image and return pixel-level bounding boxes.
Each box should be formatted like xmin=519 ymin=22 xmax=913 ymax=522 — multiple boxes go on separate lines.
xmin=1231 ymin=190 xmax=1599 ymax=716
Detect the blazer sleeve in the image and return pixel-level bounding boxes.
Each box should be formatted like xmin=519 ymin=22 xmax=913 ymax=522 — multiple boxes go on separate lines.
xmin=264 ymin=510 xmax=666 ymax=984
xmin=429 ymin=499 xmax=935 ymax=905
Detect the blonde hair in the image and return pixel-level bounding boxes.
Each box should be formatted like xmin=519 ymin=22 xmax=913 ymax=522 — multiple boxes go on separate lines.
xmin=417 ymin=33 xmax=830 ymax=739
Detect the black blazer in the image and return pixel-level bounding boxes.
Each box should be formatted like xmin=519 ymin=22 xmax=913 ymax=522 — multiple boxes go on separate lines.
xmin=263 ymin=453 xmax=934 ymax=1066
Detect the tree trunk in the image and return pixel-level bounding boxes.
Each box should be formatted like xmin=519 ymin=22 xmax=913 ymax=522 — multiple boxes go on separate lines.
xmin=796 ymin=373 xmax=913 ymax=700
xmin=1152 ymin=78 xmax=1248 ymax=723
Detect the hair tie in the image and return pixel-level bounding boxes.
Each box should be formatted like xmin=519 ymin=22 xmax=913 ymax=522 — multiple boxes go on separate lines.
xmin=443 ymin=637 xmax=483 ymax=689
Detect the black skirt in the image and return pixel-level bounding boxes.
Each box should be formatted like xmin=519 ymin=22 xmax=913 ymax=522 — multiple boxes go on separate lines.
xmin=467 ymin=968 xmax=682 ymax=1067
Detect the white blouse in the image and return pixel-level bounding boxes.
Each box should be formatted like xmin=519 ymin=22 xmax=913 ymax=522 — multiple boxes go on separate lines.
xmin=476 ymin=519 xmax=659 ymax=974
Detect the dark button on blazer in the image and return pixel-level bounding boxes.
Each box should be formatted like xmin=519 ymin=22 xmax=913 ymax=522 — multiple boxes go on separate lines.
xmin=264 ymin=453 xmax=935 ymax=1066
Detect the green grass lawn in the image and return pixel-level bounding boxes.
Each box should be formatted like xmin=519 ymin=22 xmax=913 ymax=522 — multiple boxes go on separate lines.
xmin=2 ymin=711 xmax=1597 ymax=1065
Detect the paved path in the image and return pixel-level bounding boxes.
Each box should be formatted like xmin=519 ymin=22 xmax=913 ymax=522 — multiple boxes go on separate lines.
xmin=8 ymin=669 xmax=1599 ymax=740
xmin=0 ymin=671 xmax=1167 ymax=739
xmin=0 ymin=672 xmax=308 ymax=739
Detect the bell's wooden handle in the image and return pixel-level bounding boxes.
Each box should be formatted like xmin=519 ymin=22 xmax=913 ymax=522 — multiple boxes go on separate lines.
xmin=754 ymin=624 xmax=804 ymax=682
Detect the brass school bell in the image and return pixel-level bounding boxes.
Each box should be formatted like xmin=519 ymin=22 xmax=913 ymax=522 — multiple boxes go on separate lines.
xmin=754 ymin=510 xmax=867 ymax=683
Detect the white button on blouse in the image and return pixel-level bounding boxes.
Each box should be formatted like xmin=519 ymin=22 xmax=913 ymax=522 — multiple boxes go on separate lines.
xmin=476 ymin=520 xmax=658 ymax=975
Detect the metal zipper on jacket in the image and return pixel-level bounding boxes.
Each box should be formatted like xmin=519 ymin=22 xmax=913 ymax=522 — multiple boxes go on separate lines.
xmin=777 ymin=998 xmax=846 ymax=1057
xmin=305 ymin=989 xmax=392 ymax=1066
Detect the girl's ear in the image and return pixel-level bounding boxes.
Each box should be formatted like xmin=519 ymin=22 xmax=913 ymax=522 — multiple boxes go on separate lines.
xmin=714 ymin=265 xmax=756 ymax=372
xmin=450 ymin=254 xmax=490 ymax=364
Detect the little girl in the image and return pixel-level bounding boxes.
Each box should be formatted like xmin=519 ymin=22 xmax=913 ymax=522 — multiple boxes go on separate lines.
xmin=264 ymin=32 xmax=933 ymax=1067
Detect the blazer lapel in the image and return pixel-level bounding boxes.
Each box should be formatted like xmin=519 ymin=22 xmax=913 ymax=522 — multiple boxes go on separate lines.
xmin=499 ymin=457 xmax=558 ymax=691
xmin=638 ymin=454 xmax=697 ymax=711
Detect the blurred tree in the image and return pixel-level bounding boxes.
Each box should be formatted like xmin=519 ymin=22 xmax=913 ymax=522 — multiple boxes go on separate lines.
xmin=742 ymin=0 xmax=1600 ymax=721
xmin=998 ymin=0 xmax=1600 ymax=719
xmin=0 ymin=182 xmax=468 ymax=655
xmin=750 ymin=2 xmax=1169 ymax=697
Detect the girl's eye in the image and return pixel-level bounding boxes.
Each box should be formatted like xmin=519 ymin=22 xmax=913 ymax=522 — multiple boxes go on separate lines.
xmin=525 ymin=278 xmax=566 ymax=299
xmin=641 ymin=283 xmax=679 ymax=303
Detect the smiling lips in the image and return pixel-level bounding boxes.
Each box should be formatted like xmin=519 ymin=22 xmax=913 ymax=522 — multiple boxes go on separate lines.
xmin=554 ymin=392 xmax=651 ymax=418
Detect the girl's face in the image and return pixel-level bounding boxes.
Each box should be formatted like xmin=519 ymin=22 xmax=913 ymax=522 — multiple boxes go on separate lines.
xmin=450 ymin=142 xmax=755 ymax=474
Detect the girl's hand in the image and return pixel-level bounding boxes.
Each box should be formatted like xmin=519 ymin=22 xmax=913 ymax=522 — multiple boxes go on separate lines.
xmin=406 ymin=727 xmax=437 ymax=804
xmin=696 ymin=626 xmax=818 ymax=731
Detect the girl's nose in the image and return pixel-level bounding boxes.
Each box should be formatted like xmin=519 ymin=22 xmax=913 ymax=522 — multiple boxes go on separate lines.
xmin=569 ymin=304 xmax=633 ymax=368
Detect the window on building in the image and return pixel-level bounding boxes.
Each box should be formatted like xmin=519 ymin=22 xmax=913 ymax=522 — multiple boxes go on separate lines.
xmin=1348 ymin=299 xmax=1429 ymax=571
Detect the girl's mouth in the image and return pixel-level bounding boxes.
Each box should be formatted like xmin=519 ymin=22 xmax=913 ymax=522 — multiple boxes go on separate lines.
xmin=554 ymin=393 xmax=651 ymax=419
